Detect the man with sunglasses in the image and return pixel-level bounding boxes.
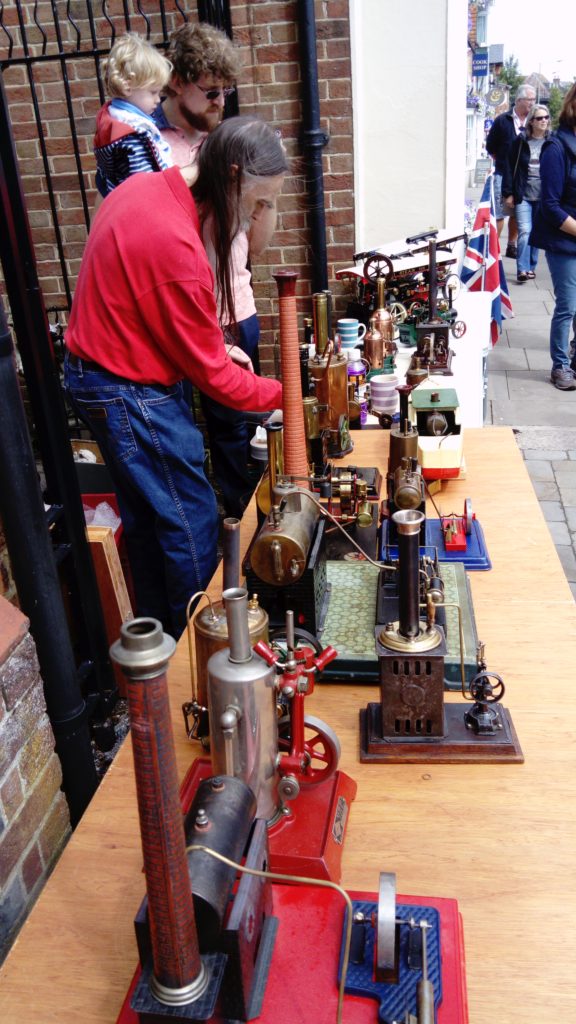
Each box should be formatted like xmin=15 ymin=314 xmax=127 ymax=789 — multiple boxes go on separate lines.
xmin=153 ymin=22 xmax=241 ymax=168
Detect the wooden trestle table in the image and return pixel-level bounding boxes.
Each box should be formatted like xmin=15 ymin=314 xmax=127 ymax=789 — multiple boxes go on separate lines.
xmin=1 ymin=428 xmax=575 ymax=1024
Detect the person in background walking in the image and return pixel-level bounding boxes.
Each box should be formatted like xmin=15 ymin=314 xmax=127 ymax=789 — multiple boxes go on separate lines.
xmin=530 ymin=83 xmax=576 ymax=391
xmin=502 ymin=104 xmax=551 ymax=283
xmin=486 ymin=84 xmax=536 ymax=256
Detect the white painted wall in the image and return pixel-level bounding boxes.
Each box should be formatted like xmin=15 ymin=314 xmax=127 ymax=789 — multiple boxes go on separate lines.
xmin=350 ymin=0 xmax=468 ymax=249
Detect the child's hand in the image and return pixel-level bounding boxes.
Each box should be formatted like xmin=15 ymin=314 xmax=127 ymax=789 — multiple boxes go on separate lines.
xmin=226 ymin=345 xmax=254 ymax=373
xmin=179 ymin=163 xmax=199 ymax=188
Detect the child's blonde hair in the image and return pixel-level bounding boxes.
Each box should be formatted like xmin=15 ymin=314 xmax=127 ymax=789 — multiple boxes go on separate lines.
xmin=103 ymin=33 xmax=172 ymax=98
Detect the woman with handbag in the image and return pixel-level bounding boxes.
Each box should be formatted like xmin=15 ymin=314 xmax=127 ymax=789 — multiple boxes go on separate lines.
xmin=502 ymin=104 xmax=551 ymax=283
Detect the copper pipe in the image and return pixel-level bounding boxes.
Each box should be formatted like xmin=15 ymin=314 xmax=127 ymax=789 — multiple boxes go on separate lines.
xmin=110 ymin=619 xmax=206 ymax=1005
xmin=273 ymin=270 xmax=310 ymax=484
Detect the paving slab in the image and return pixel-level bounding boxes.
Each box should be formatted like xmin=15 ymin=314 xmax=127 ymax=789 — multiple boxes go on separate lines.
xmin=515 ymin=427 xmax=576 ymax=449
xmin=547 ymin=521 xmax=571 ymax=545
xmin=529 ymin=480 xmax=560 ymax=500
xmin=523 ymin=449 xmax=567 ymax=461
xmin=524 ymin=349 xmax=550 ymax=371
xmin=555 ymin=545 xmax=576 ymax=581
xmin=557 ymin=486 xmax=576 ymax=505
xmin=538 ymin=501 xmax=565 ymax=522
xmin=504 ymin=300 xmax=551 ymax=316
xmin=565 ymin=508 xmax=576 ymax=531
xmin=525 ymin=460 xmax=555 ymax=481
xmin=506 ymin=330 xmax=551 ymax=349
xmin=486 ymin=372 xmax=509 ymax=401
xmin=487 ymin=348 xmax=528 ymax=371
xmin=490 ymin=397 xmax=576 ymax=427
xmin=552 ymin=460 xmax=576 ymax=476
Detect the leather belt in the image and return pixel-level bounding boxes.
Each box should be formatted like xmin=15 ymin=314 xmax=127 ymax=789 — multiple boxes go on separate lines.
xmin=68 ymin=353 xmax=105 ymax=372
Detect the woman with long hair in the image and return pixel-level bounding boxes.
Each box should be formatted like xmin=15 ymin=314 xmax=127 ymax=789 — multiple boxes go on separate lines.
xmin=502 ymin=104 xmax=551 ymax=283
xmin=64 ymin=117 xmax=285 ymax=635
xmin=193 ymin=116 xmax=288 ymax=517
xmin=530 ymin=83 xmax=576 ymax=391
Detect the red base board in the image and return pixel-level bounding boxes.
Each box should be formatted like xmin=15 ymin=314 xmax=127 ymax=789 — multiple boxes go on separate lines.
xmin=117 ymin=888 xmax=467 ymax=1024
xmin=181 ymin=757 xmax=358 ymax=882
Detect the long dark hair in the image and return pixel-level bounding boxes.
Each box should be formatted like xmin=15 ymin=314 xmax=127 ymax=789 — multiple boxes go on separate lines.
xmin=193 ymin=116 xmax=288 ymax=328
xmin=559 ymin=82 xmax=576 ymax=130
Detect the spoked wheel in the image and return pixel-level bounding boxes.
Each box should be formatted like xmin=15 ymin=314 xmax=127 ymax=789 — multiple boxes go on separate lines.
xmin=451 ymin=319 xmax=467 ymax=338
xmin=363 ymin=252 xmax=394 ymax=282
xmin=442 ymin=272 xmax=461 ymax=301
xmin=277 ymin=714 xmax=341 ymax=786
xmin=388 ymin=301 xmax=408 ymax=324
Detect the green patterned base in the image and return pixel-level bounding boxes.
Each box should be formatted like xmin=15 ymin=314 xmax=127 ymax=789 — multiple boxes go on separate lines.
xmin=319 ymin=560 xmax=478 ymax=690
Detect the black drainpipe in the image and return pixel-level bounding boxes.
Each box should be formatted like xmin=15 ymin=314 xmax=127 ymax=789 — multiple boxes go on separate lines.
xmin=0 ymin=302 xmax=98 ymax=827
xmin=298 ymin=0 xmax=330 ymax=293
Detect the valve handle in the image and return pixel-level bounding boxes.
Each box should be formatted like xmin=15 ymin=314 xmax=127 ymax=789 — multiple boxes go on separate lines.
xmin=253 ymin=640 xmax=280 ymax=667
xmin=313 ymin=644 xmax=338 ymax=673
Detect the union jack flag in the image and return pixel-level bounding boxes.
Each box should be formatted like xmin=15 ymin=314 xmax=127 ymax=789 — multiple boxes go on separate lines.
xmin=460 ymin=174 xmax=513 ymax=345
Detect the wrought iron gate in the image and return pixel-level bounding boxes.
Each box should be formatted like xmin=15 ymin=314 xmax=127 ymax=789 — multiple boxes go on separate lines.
xmin=0 ymin=0 xmax=232 ymax=316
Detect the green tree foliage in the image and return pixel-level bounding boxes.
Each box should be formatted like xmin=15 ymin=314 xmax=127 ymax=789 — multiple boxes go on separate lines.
xmin=548 ymin=86 xmax=563 ymax=128
xmin=498 ymin=55 xmax=524 ymax=97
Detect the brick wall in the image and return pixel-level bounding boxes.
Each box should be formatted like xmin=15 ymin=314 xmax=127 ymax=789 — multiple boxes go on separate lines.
xmin=0 ymin=1 xmax=355 ymax=373
xmin=0 ymin=598 xmax=71 ymax=964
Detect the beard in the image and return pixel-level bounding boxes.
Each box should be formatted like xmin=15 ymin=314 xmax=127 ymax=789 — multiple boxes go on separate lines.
xmin=177 ymin=102 xmax=222 ymax=134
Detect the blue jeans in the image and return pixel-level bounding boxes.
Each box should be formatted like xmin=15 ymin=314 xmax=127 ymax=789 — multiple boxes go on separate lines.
xmin=200 ymin=313 xmax=261 ymax=518
xmin=545 ymin=252 xmax=576 ymax=371
xmin=515 ymin=200 xmax=539 ymax=274
xmin=64 ymin=354 xmax=218 ymax=638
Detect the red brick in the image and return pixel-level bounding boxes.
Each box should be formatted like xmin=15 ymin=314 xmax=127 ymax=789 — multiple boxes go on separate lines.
xmin=324 ymin=40 xmax=351 ymax=61
xmin=326 ymin=1 xmax=350 ymax=16
xmin=327 ymin=153 xmax=354 ymax=174
xmin=1 ymin=766 xmax=25 ymax=822
xmin=249 ymin=2 xmax=295 ymax=24
xmin=326 ymin=207 xmax=354 ymax=227
xmin=0 ymin=598 xmax=29 ymax=666
xmin=255 ymin=43 xmax=300 ymax=64
xmin=273 ymin=62 xmax=301 ymax=84
xmin=38 ymin=791 xmax=70 ymax=867
xmin=253 ymin=65 xmax=274 ymax=85
xmin=0 ymin=633 xmax=40 ymax=712
xmin=19 ymin=719 xmax=57 ymax=793
xmin=317 ymin=19 xmax=349 ymax=40
xmin=328 ymin=78 xmax=352 ymax=99
xmin=0 ymin=754 xmax=62 ymax=889
xmin=270 ymin=22 xmax=297 ymax=44
xmin=22 ymin=842 xmax=44 ymax=894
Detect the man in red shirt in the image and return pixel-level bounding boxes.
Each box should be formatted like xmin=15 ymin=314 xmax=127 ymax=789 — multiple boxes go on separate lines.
xmin=65 ymin=119 xmax=286 ymax=637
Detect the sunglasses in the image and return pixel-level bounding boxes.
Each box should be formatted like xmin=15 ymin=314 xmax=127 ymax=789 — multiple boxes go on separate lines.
xmin=533 ymin=115 xmax=550 ymax=121
xmin=193 ymin=82 xmax=236 ymax=101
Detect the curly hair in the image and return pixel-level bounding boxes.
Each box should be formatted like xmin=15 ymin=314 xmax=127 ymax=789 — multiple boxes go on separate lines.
xmin=103 ymin=33 xmax=172 ymax=98
xmin=193 ymin=117 xmax=288 ymax=328
xmin=559 ymin=82 xmax=576 ymax=131
xmin=165 ymin=22 xmax=242 ymax=89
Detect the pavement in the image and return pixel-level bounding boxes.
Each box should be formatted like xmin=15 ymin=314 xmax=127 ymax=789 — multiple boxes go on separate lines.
xmin=473 ymin=188 xmax=576 ymax=600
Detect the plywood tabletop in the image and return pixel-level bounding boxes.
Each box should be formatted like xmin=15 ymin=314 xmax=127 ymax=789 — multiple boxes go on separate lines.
xmin=1 ymin=427 xmax=575 ymax=1024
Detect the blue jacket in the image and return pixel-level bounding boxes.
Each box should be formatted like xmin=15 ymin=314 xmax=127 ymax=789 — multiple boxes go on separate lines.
xmin=530 ymin=128 xmax=576 ymax=255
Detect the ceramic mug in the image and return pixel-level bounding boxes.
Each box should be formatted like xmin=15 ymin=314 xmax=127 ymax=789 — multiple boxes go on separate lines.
xmin=337 ymin=318 xmax=367 ymax=349
xmin=369 ymin=373 xmax=399 ymax=414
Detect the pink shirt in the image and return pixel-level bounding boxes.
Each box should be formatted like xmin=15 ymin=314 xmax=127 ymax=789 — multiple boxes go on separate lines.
xmin=158 ymin=116 xmax=256 ymax=327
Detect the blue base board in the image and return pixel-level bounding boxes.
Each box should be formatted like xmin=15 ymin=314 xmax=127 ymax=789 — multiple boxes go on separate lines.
xmin=381 ymin=517 xmax=492 ymax=571
xmin=340 ymin=901 xmax=442 ymax=1023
